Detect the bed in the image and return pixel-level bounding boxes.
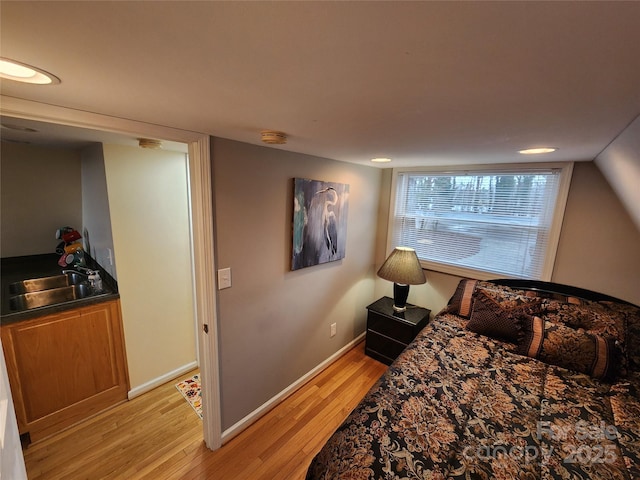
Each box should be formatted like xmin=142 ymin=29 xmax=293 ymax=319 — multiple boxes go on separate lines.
xmin=306 ymin=279 xmax=640 ymax=479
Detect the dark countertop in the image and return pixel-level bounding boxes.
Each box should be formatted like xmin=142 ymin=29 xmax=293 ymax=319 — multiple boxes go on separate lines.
xmin=1 ymin=253 xmax=120 ymax=324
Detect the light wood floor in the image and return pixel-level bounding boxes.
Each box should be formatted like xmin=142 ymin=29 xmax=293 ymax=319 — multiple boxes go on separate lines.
xmin=23 ymin=341 xmax=387 ymax=479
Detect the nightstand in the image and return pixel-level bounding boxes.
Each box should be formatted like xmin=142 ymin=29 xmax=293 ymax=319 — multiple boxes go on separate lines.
xmin=365 ymin=296 xmax=431 ymax=365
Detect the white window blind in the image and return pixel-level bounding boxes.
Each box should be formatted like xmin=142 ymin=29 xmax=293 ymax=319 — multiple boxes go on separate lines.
xmin=389 ymin=165 xmax=572 ymax=280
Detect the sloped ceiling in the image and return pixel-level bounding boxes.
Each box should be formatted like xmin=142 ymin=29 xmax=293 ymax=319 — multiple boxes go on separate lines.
xmin=595 ymin=115 xmax=640 ymax=231
xmin=1 ymin=1 xmax=639 ymax=167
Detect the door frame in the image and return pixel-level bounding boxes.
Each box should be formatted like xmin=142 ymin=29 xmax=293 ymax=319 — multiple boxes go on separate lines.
xmin=0 ymin=95 xmax=222 ymax=450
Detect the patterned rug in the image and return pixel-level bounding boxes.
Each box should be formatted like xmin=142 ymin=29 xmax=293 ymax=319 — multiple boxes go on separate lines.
xmin=175 ymin=374 xmax=202 ymax=419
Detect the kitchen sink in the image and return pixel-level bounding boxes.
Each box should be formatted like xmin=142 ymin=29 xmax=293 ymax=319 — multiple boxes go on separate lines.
xmin=9 ymin=284 xmax=94 ymax=311
xmin=9 ymin=273 xmax=86 ymax=294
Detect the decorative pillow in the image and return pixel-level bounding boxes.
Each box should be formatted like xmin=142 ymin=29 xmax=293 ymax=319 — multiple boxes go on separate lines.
xmin=446 ymin=279 xmax=478 ymax=318
xmin=466 ymin=290 xmax=541 ymax=342
xmin=518 ymin=315 xmax=619 ymax=381
xmin=543 ymin=299 xmax=626 ymax=344
xmin=599 ymin=300 xmax=640 ymax=373
xmin=542 ymin=297 xmax=630 ymax=376
xmin=446 ymin=279 xmax=539 ymax=319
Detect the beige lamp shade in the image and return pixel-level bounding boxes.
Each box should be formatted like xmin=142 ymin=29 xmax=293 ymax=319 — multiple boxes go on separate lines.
xmin=377 ymin=247 xmax=426 ymax=285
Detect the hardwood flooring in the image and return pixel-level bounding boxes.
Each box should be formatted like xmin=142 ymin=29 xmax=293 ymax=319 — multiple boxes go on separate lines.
xmin=23 ymin=341 xmax=387 ymax=479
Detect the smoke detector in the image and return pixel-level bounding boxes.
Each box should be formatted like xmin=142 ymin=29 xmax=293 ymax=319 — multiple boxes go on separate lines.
xmin=138 ymin=138 xmax=163 ymax=149
xmin=261 ymin=130 xmax=287 ymax=145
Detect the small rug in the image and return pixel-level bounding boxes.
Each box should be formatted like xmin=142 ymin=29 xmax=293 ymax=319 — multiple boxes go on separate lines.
xmin=175 ymin=374 xmax=202 ymax=419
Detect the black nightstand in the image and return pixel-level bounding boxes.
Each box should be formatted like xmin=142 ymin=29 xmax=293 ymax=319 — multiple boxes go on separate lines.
xmin=365 ymin=296 xmax=431 ymax=365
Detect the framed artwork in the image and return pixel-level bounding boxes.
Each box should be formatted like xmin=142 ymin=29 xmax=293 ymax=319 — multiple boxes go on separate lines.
xmin=292 ymin=178 xmax=349 ymax=270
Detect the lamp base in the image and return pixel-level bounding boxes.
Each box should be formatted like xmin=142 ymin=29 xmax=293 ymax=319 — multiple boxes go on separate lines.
xmin=392 ymin=283 xmax=410 ymax=312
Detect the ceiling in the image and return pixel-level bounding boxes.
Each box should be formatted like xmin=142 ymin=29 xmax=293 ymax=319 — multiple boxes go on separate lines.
xmin=1 ymin=1 xmax=639 ymax=167
xmin=0 ymin=115 xmax=189 ymax=152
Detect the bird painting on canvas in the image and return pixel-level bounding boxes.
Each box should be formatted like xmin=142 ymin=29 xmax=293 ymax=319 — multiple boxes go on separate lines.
xmin=292 ymin=178 xmax=349 ymax=270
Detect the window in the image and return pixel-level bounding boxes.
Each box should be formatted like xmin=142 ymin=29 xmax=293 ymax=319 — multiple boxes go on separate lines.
xmin=388 ymin=163 xmax=573 ymax=280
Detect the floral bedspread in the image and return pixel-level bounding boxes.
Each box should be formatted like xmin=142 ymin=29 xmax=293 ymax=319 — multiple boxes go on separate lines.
xmin=306 ymin=313 xmax=640 ymax=480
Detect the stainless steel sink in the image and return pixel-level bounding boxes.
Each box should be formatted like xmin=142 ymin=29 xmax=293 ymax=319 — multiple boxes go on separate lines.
xmin=9 ymin=284 xmax=93 ymax=311
xmin=9 ymin=273 xmax=86 ymax=294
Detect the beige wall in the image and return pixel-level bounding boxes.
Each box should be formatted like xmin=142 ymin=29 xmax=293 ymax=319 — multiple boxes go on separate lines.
xmin=103 ymin=144 xmax=196 ymax=391
xmin=553 ymin=161 xmax=640 ymax=305
xmin=81 ymin=144 xmax=117 ymax=279
xmin=375 ymin=161 xmax=640 ymax=315
xmin=0 ymin=142 xmax=82 ymax=257
xmin=212 ymin=138 xmax=382 ymax=430
xmin=595 ymin=115 xmax=640 ymax=231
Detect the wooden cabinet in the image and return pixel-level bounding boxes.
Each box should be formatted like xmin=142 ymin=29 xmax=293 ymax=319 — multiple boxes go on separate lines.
xmin=1 ymin=299 xmax=129 ymax=443
xmin=365 ymin=297 xmax=430 ymax=365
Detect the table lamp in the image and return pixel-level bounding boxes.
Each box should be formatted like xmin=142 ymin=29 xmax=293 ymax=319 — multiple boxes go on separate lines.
xmin=377 ymin=247 xmax=426 ymax=312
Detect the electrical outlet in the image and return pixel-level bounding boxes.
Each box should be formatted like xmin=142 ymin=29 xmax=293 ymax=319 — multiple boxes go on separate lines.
xmin=330 ymin=323 xmax=337 ymax=337
xmin=217 ymin=268 xmax=232 ymax=290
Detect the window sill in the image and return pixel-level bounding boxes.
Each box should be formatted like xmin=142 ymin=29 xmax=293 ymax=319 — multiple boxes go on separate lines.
xmin=418 ymin=259 xmax=542 ymax=282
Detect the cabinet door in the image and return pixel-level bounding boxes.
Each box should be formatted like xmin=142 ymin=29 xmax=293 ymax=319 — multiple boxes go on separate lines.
xmin=1 ymin=300 xmax=129 ymax=441
xmin=12 ymin=307 xmax=86 ymax=421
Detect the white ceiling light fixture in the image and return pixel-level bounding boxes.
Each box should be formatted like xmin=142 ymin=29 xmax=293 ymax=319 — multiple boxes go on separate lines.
xmin=518 ymin=147 xmax=558 ymax=155
xmin=261 ymin=130 xmax=287 ymax=145
xmin=0 ymin=57 xmax=60 ymax=85
xmin=371 ymin=157 xmax=392 ymax=163
xmin=138 ymin=138 xmax=163 ymax=149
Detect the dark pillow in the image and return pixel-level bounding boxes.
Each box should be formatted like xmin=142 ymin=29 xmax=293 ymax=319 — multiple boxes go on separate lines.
xmin=466 ymin=290 xmax=541 ymax=342
xmin=543 ymin=298 xmax=626 ymax=344
xmin=446 ymin=279 xmax=478 ymax=318
xmin=542 ymin=298 xmax=629 ymax=375
xmin=599 ymin=301 xmax=640 ymax=373
xmin=518 ymin=315 xmax=619 ymax=381
xmin=447 ymin=279 xmax=538 ymax=319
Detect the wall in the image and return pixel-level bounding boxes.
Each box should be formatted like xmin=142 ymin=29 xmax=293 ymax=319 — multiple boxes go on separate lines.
xmin=0 ymin=338 xmax=27 ymax=480
xmin=595 ymin=115 xmax=640 ymax=231
xmin=0 ymin=142 xmax=82 ymax=257
xmin=80 ymin=144 xmax=117 ymax=279
xmin=375 ymin=160 xmax=640 ymax=314
xmin=102 ymin=144 xmax=197 ymax=392
xmin=553 ymin=161 xmax=640 ymax=305
xmin=211 ymin=138 xmax=382 ymax=431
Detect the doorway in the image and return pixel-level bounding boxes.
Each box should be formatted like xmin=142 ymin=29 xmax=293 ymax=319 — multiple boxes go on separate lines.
xmin=0 ymin=96 xmax=222 ymax=450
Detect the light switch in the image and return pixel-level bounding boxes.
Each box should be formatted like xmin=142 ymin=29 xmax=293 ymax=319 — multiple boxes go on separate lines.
xmin=218 ymin=268 xmax=232 ymax=290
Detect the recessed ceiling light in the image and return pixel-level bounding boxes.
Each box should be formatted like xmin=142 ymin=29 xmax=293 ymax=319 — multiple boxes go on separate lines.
xmin=518 ymin=147 xmax=558 ymax=155
xmin=0 ymin=57 xmax=60 ymax=85
xmin=371 ymin=157 xmax=392 ymax=163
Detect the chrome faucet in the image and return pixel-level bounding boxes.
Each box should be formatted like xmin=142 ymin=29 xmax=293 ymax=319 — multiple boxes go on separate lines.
xmin=62 ymin=269 xmax=87 ymax=276
xmin=62 ymin=267 xmax=103 ymax=292
xmin=76 ymin=266 xmax=98 ymax=275
xmin=62 ymin=266 xmax=97 ymax=275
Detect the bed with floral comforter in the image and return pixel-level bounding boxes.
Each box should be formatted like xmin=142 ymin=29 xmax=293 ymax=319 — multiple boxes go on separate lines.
xmin=306 ymin=280 xmax=640 ymax=480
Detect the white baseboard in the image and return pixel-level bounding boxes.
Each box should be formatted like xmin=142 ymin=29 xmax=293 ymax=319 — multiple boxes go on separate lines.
xmin=128 ymin=361 xmax=199 ymax=400
xmin=221 ymin=333 xmax=366 ymax=444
